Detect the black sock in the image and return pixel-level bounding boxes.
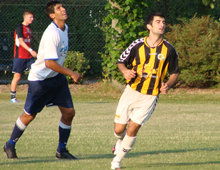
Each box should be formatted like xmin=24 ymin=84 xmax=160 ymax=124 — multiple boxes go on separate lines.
xmin=11 ymin=91 xmax=16 ymax=99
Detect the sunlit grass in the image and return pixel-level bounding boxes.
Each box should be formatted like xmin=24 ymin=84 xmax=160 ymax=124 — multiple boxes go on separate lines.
xmin=1 ymin=83 xmax=220 ymax=170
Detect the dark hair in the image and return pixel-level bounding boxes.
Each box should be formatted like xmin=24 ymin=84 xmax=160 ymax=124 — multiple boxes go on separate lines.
xmin=145 ymin=12 xmax=165 ymax=26
xmin=23 ymin=10 xmax=34 ymax=17
xmin=45 ymin=0 xmax=61 ymax=21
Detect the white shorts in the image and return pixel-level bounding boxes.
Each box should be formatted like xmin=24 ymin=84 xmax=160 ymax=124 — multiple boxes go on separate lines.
xmin=114 ymin=85 xmax=158 ymax=125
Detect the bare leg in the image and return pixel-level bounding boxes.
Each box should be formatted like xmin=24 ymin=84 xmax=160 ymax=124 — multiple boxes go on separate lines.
xmin=112 ymin=120 xmax=141 ymax=168
xmin=58 ymin=106 xmax=75 ymax=125
xmin=20 ymin=112 xmax=37 ymax=126
xmin=11 ymin=73 xmax=21 ymax=92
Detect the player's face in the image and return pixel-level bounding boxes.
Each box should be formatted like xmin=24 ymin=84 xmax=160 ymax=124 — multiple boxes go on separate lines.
xmin=53 ymin=4 xmax=68 ymax=21
xmin=149 ymin=16 xmax=166 ymax=35
xmin=24 ymin=14 xmax=34 ymax=25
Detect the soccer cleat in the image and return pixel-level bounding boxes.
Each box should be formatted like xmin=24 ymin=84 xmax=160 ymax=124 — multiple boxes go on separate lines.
xmin=112 ymin=140 xmax=121 ymax=155
xmin=10 ymin=98 xmax=19 ymax=103
xmin=56 ymin=149 xmax=77 ymax=160
xmin=111 ymin=161 xmax=121 ymax=169
xmin=3 ymin=144 xmax=18 ymax=159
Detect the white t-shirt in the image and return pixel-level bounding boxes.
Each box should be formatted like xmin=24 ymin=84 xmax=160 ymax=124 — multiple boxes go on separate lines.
xmin=28 ymin=22 xmax=69 ymax=81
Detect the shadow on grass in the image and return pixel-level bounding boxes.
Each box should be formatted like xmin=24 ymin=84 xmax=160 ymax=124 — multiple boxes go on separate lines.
xmin=126 ymin=147 xmax=220 ymax=158
xmin=0 ymin=156 xmax=82 ymax=166
xmin=0 ymin=156 xmax=61 ymax=165
xmin=82 ymin=147 xmax=220 ymax=159
xmin=144 ymin=161 xmax=220 ymax=168
xmin=1 ymin=147 xmax=220 ymax=166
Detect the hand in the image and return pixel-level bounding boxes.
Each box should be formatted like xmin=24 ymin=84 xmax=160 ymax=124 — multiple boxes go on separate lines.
xmin=70 ymin=72 xmax=82 ymax=82
xmin=30 ymin=50 xmax=37 ymax=58
xmin=160 ymin=82 xmax=169 ymax=94
xmin=123 ymin=69 xmax=136 ymax=80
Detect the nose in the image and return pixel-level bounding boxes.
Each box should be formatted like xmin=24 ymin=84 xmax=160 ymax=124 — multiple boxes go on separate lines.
xmin=161 ymin=22 xmax=165 ymax=28
xmin=61 ymin=6 xmax=66 ymax=11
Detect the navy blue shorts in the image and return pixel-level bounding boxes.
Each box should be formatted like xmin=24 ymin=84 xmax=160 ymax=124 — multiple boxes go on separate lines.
xmin=24 ymin=74 xmax=73 ymax=115
xmin=12 ymin=58 xmax=35 ymax=73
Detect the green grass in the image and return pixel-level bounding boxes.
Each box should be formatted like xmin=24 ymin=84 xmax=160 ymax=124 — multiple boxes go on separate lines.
xmin=1 ymin=85 xmax=220 ymax=170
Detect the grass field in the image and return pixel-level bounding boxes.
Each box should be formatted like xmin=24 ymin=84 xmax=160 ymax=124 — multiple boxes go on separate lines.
xmin=1 ymin=84 xmax=220 ymax=170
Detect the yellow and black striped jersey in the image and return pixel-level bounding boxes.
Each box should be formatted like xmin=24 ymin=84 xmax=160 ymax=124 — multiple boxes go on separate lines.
xmin=117 ymin=37 xmax=179 ymax=96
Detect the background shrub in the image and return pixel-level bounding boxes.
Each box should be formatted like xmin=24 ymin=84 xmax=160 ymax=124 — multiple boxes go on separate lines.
xmin=165 ymin=15 xmax=220 ymax=88
xmin=100 ymin=1 xmax=151 ymax=84
xmin=63 ymin=51 xmax=90 ymax=84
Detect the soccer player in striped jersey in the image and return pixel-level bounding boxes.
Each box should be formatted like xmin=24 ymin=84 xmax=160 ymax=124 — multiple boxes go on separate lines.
xmin=10 ymin=10 xmax=37 ymax=103
xmin=4 ymin=1 xmax=81 ymax=160
xmin=111 ymin=12 xmax=179 ymax=169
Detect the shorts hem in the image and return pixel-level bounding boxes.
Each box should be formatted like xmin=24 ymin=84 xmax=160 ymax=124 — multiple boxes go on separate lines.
xmin=24 ymin=109 xmax=31 ymax=115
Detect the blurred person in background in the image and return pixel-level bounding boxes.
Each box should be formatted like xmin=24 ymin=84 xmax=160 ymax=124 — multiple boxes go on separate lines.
xmin=10 ymin=9 xmax=37 ymax=103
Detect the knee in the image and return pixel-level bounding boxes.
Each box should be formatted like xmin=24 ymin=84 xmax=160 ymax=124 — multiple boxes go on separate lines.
xmin=114 ymin=127 xmax=126 ymax=135
xmin=63 ymin=108 xmax=75 ymax=120
xmin=114 ymin=129 xmax=123 ymax=135
xmin=20 ymin=113 xmax=37 ymax=126
xmin=13 ymin=73 xmax=21 ymax=80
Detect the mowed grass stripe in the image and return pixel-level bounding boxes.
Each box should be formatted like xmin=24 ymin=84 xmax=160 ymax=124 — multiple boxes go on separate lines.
xmin=0 ymin=91 xmax=220 ymax=170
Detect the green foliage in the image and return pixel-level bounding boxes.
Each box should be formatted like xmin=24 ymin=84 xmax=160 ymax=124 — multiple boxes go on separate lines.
xmin=165 ymin=15 xmax=220 ymax=87
xmin=100 ymin=0 xmax=155 ymax=84
xmin=100 ymin=0 xmax=220 ymax=85
xmin=63 ymin=51 xmax=90 ymax=84
xmin=149 ymin=0 xmax=220 ymax=25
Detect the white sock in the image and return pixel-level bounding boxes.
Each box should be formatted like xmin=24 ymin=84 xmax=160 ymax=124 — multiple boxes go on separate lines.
xmin=114 ymin=134 xmax=136 ymax=162
xmin=16 ymin=117 xmax=27 ymax=130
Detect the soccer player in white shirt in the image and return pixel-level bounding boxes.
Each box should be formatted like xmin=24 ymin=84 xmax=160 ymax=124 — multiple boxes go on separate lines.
xmin=3 ymin=1 xmax=82 ymax=159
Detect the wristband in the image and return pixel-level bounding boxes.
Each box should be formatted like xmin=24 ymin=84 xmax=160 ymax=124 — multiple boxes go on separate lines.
xmin=28 ymin=48 xmax=33 ymax=52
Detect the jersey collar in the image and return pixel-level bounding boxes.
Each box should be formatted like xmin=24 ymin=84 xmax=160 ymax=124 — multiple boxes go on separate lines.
xmin=52 ymin=21 xmax=59 ymax=28
xmin=144 ymin=36 xmax=164 ymax=48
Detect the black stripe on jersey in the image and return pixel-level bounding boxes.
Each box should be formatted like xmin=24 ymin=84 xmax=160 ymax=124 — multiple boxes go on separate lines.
xmin=136 ymin=77 xmax=145 ymax=92
xmin=128 ymin=44 xmax=142 ymax=87
xmin=144 ymin=45 xmax=150 ymax=65
xmin=147 ymin=45 xmax=162 ymax=95
xmin=128 ymin=66 xmax=138 ymax=86
xmin=136 ymin=45 xmax=150 ymax=92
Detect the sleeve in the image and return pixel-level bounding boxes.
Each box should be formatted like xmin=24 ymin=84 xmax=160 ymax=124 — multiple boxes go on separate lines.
xmin=168 ymin=48 xmax=179 ymax=74
xmin=117 ymin=39 xmax=140 ymax=66
xmin=16 ymin=25 xmax=23 ymax=38
xmin=44 ymin=29 xmax=60 ymax=61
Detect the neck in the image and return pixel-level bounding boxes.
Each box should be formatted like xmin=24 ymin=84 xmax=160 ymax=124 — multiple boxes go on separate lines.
xmin=147 ymin=34 xmax=163 ymax=48
xmin=22 ymin=21 xmax=29 ymax=26
xmin=53 ymin=20 xmax=65 ymax=31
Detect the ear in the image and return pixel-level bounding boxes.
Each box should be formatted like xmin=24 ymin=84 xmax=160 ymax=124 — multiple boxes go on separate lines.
xmin=146 ymin=24 xmax=151 ymax=30
xmin=49 ymin=13 xmax=55 ymax=20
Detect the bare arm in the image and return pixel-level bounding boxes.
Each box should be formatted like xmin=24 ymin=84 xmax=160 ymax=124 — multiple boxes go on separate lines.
xmin=160 ymin=73 xmax=179 ymax=94
xmin=117 ymin=63 xmax=136 ymax=80
xmin=19 ymin=37 xmax=37 ymax=57
xmin=45 ymin=60 xmax=82 ymax=82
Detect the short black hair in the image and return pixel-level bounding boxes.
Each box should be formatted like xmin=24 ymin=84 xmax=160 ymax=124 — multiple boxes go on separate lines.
xmin=45 ymin=0 xmax=61 ymax=21
xmin=145 ymin=12 xmax=165 ymax=26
